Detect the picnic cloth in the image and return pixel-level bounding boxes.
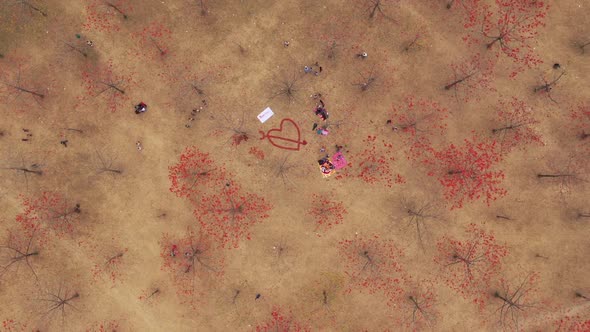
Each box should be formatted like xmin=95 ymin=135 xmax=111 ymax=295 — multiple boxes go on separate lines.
xmin=332 ymin=152 xmax=347 ymax=170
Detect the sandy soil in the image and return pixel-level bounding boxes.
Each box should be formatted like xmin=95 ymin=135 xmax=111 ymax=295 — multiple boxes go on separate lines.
xmin=0 ymin=0 xmax=589 ymax=331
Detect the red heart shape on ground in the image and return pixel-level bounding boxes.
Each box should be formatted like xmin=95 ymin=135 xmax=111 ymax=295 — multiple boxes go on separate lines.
xmin=260 ymin=118 xmax=307 ymax=151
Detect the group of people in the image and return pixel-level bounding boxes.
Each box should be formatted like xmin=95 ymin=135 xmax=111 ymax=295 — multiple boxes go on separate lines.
xmin=310 ymin=98 xmax=345 ymax=177
xmin=317 ymin=145 xmax=345 ymax=178
xmin=303 ymin=62 xmax=323 ymax=76
xmin=133 ymin=85 xmax=345 ymax=179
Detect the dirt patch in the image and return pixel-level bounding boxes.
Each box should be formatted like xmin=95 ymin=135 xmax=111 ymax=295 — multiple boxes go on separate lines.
xmin=0 ymin=0 xmax=589 ymax=331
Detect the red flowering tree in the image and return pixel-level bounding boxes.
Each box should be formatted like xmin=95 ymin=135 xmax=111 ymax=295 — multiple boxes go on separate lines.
xmin=85 ymin=320 xmax=121 ymax=332
xmin=255 ymin=307 xmax=310 ymax=332
xmin=1 ymin=319 xmax=27 ymax=332
xmin=492 ymin=97 xmax=543 ymax=153
xmin=387 ymin=279 xmax=438 ymax=331
xmin=345 ymin=135 xmax=403 ymax=188
xmin=569 ymin=104 xmax=590 ymax=152
xmin=465 ymin=0 xmax=549 ymax=77
xmin=83 ymin=240 xmax=128 ymax=286
xmin=554 ymin=315 xmax=590 ymax=332
xmin=159 ymin=227 xmax=224 ymax=307
xmin=338 ymin=235 xmax=406 ymax=295
xmin=0 ymin=229 xmax=39 ymax=280
xmin=168 ymin=146 xmax=226 ymax=203
xmin=194 ymin=181 xmax=272 ymax=248
xmin=307 ymin=194 xmax=347 ymax=235
xmin=131 ymin=21 xmax=173 ymax=61
xmin=444 ymin=53 xmax=495 ymax=103
xmin=80 ymin=60 xmax=134 ymax=112
xmin=249 ymin=147 xmax=265 ymax=160
xmin=387 ymin=96 xmax=449 ymax=160
xmin=487 ymin=272 xmax=543 ymax=330
xmin=84 ymin=0 xmax=132 ymax=33
xmin=433 ymin=224 xmax=508 ymax=308
xmin=424 ymin=134 xmax=506 ymax=209
xmin=15 ymin=192 xmax=81 ymax=246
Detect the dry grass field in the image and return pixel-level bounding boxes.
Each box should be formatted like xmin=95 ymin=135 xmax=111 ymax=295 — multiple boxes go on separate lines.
xmin=0 ymin=0 xmax=589 ymax=331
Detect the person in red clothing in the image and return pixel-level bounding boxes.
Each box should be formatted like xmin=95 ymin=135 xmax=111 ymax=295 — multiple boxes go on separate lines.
xmin=315 ymin=100 xmax=328 ymax=121
xmin=135 ymin=102 xmax=147 ymax=114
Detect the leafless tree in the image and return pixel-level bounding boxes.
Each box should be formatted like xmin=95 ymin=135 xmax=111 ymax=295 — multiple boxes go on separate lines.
xmin=38 ymin=281 xmax=81 ymax=327
xmin=533 ymin=69 xmax=565 ymax=104
xmin=536 ymin=155 xmax=586 ymax=197
xmin=362 ymin=0 xmax=397 ymax=21
xmin=0 ymin=58 xmax=49 ymax=110
xmin=444 ymin=0 xmax=472 ymax=9
xmin=94 ymin=150 xmax=123 ymax=176
xmin=214 ymin=279 xmax=256 ymax=328
xmin=403 ymin=34 xmax=423 ymax=52
xmin=211 ymin=110 xmax=252 ymax=148
xmin=55 ymin=33 xmax=97 ymax=67
xmin=495 ymin=213 xmax=513 ymax=221
xmin=326 ymin=41 xmax=340 ymax=60
xmin=1 ymin=0 xmax=48 ymax=26
xmin=392 ymin=197 xmax=443 ymax=250
xmin=269 ymin=155 xmax=304 ymax=188
xmin=564 ymin=206 xmax=590 ymax=222
xmin=575 ymin=39 xmax=590 ymax=54
xmin=101 ymin=1 xmax=129 ymax=20
xmin=0 ymin=229 xmax=39 ymax=281
xmin=302 ymin=272 xmax=344 ymax=322
xmin=195 ymin=0 xmax=209 ymax=16
xmin=142 ymin=287 xmax=161 ymax=303
xmin=264 ymin=235 xmax=297 ymax=275
xmin=352 ymin=65 xmax=379 ymax=92
xmin=269 ymin=72 xmax=302 ymax=104
xmin=351 ymin=63 xmax=392 ymax=97
xmin=396 ymin=281 xmax=438 ymax=330
xmin=233 ymin=41 xmax=247 ymax=56
xmin=575 ymin=291 xmax=590 ymax=302
xmin=491 ymin=273 xmax=540 ymax=331
xmin=0 ymin=154 xmax=44 ymax=190
xmin=322 ymin=115 xmax=362 ymax=139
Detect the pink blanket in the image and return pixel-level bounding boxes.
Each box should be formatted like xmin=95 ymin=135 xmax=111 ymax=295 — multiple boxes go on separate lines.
xmin=332 ymin=152 xmax=347 ymax=170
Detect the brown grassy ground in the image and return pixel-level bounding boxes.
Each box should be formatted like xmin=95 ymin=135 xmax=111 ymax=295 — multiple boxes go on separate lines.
xmin=0 ymin=0 xmax=589 ymax=331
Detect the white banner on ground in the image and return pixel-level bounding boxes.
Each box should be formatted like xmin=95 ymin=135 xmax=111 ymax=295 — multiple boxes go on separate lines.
xmin=257 ymin=107 xmax=274 ymax=123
